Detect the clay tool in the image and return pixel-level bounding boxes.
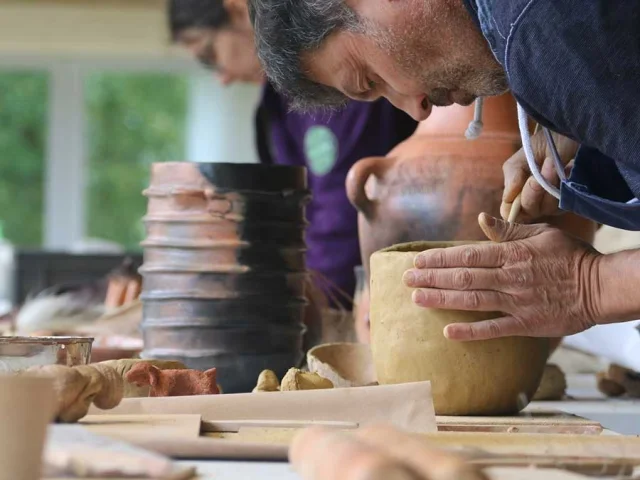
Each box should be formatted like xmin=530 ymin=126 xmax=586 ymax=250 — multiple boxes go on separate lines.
xmin=507 ymin=193 xmax=522 ymax=223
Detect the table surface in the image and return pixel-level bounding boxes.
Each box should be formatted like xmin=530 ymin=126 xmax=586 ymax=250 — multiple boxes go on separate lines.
xmin=177 ymin=374 xmax=640 ymax=479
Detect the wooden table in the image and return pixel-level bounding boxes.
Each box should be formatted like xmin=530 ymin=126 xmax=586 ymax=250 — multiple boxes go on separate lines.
xmin=175 ymin=374 xmax=640 ymax=480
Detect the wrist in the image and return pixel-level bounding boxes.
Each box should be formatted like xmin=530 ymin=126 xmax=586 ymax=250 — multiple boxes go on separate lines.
xmin=593 ymin=249 xmax=640 ymax=325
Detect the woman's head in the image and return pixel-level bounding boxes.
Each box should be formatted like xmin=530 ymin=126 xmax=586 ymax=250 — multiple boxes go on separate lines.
xmin=169 ymin=0 xmax=264 ymax=84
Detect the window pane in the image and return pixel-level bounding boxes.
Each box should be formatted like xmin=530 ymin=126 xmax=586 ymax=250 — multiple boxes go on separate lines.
xmin=85 ymin=73 xmax=188 ymax=250
xmin=0 ymin=71 xmax=48 ymax=247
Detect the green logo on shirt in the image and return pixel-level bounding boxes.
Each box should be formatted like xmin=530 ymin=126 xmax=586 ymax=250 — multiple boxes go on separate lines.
xmin=304 ymin=126 xmax=338 ymax=176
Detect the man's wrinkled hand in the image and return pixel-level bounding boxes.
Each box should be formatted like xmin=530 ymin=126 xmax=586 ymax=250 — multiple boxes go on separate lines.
xmin=501 ymin=130 xmax=578 ymax=222
xmin=403 ymin=213 xmax=603 ymax=341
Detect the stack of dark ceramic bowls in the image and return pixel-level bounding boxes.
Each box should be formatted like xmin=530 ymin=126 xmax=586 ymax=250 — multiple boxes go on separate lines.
xmin=139 ymin=162 xmax=310 ymax=393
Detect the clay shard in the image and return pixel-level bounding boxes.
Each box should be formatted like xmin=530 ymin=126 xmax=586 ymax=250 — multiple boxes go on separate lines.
xmin=253 ymin=369 xmax=280 ymax=392
xmin=532 ymin=364 xmax=567 ymax=401
xmin=280 ymin=368 xmax=334 ymax=391
xmin=596 ymin=364 xmax=640 ymax=398
xmin=307 ymin=343 xmax=376 ymax=388
xmin=125 ymin=363 xmax=221 ymax=397
xmin=596 ymin=371 xmax=626 ymax=397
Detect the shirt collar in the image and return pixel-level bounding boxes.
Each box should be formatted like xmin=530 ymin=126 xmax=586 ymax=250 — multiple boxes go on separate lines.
xmin=461 ymin=0 xmax=481 ymax=28
xmin=462 ymin=0 xmax=498 ymax=50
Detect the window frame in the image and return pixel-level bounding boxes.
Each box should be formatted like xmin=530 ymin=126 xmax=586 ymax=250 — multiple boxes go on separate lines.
xmin=0 ymin=55 xmax=261 ymax=250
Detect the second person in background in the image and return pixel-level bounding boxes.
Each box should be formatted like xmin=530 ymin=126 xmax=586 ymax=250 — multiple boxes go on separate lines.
xmin=168 ymin=0 xmax=418 ymax=344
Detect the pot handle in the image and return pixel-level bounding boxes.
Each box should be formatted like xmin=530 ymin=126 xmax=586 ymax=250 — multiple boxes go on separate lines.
xmin=346 ymin=156 xmax=396 ymax=219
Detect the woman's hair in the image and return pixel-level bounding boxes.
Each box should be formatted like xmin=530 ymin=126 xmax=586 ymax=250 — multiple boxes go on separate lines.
xmin=168 ymin=0 xmax=230 ymax=40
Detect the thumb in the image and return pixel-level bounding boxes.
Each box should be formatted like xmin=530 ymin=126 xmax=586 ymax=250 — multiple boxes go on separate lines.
xmin=478 ymin=212 xmax=548 ymax=243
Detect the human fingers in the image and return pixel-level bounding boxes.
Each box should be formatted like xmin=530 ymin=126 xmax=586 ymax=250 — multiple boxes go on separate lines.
xmin=501 ymin=147 xmax=530 ymax=217
xmin=404 ymin=267 xmax=527 ymax=293
xmin=290 ymin=427 xmax=423 ymax=480
xmin=412 ymin=288 xmax=511 ymax=312
xmin=355 ymin=425 xmax=488 ymax=480
xmin=413 ymin=243 xmax=506 ymax=269
xmin=519 ymin=154 xmax=561 ymax=220
xmin=443 ymin=316 xmax=532 ymax=341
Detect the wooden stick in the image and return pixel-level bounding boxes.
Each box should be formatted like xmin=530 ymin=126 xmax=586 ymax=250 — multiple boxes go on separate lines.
xmin=507 ymin=194 xmax=522 ymax=223
xmin=201 ymin=419 xmax=359 ymax=433
xmin=505 ymin=122 xmax=539 ymax=225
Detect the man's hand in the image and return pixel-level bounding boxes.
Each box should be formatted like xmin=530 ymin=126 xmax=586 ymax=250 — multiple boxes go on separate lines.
xmin=290 ymin=426 xmax=487 ymax=480
xmin=403 ymin=213 xmax=603 ymax=341
xmin=501 ymin=130 xmax=579 ymax=222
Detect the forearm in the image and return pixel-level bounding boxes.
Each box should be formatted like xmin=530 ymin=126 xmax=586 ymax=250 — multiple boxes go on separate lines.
xmin=595 ymin=248 xmax=640 ymax=324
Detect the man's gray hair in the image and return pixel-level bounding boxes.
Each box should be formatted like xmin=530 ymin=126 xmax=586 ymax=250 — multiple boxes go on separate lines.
xmin=248 ymin=0 xmax=362 ymax=111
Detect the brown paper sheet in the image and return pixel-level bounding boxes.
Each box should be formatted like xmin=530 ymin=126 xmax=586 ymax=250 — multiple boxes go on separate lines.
xmin=89 ymin=381 xmax=437 ymax=433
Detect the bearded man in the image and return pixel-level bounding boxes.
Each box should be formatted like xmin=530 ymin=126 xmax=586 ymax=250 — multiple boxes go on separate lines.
xmin=248 ymin=0 xmax=640 ymax=342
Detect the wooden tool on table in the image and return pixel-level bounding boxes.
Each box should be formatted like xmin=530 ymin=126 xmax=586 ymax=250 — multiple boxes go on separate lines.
xmin=79 ymin=415 xmax=640 ymax=476
xmin=436 ymin=412 xmax=603 ymax=435
xmin=201 ymin=419 xmax=359 ymax=433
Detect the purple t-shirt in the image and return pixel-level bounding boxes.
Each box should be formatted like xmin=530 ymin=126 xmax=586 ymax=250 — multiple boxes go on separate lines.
xmin=257 ymin=84 xmax=416 ymax=306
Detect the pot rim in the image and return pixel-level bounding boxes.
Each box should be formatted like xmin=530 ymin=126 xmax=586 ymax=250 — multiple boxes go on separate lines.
xmin=376 ymin=240 xmax=490 ymax=254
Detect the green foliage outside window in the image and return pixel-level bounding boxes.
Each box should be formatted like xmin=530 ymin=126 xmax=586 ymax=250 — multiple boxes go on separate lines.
xmin=0 ymin=71 xmax=47 ymax=247
xmin=85 ymin=73 xmax=188 ymax=250
xmin=0 ymin=71 xmax=187 ymax=249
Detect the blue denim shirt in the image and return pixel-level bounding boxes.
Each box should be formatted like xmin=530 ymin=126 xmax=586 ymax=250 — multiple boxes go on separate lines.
xmin=464 ymin=0 xmax=640 ymax=230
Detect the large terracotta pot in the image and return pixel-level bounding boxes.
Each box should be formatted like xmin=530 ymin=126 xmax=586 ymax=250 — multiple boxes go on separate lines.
xmin=370 ymin=241 xmax=550 ymax=415
xmin=347 ymin=94 xmax=596 ymax=343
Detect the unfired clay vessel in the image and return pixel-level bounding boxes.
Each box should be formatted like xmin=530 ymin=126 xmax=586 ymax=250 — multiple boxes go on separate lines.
xmin=369 ymin=241 xmax=550 ymax=416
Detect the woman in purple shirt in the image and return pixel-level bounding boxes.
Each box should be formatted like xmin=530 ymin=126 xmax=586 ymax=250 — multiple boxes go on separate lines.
xmin=169 ymin=0 xmax=417 ymax=312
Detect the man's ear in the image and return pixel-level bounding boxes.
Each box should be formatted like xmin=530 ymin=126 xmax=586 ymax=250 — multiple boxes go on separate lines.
xmin=223 ymin=0 xmax=251 ymax=28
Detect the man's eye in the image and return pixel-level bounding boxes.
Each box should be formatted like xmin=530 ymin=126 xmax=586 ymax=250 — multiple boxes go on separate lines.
xmin=367 ymin=79 xmax=376 ymax=89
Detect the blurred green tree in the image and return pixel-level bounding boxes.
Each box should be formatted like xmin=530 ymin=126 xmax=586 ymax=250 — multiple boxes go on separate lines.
xmin=85 ymin=73 xmax=188 ymax=250
xmin=0 ymin=71 xmax=48 ymax=246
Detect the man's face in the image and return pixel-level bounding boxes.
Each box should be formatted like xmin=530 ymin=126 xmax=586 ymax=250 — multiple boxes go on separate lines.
xmin=178 ymin=26 xmax=264 ymax=85
xmin=304 ymin=0 xmax=508 ymax=121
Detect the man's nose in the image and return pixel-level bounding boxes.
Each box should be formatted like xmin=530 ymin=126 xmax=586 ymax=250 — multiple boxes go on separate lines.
xmin=386 ymin=93 xmax=430 ymax=122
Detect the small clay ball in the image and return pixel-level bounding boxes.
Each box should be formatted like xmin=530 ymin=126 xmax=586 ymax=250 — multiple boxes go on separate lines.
xmin=253 ymin=370 xmax=280 ymax=392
